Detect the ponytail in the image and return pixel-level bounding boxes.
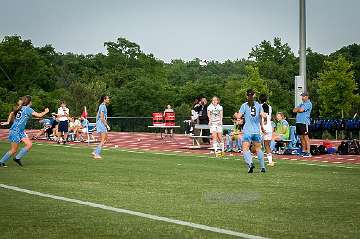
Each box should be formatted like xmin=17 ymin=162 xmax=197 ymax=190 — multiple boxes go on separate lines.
xmin=12 ymin=95 xmax=32 ymax=120
xmin=98 ymin=95 xmax=108 ymax=110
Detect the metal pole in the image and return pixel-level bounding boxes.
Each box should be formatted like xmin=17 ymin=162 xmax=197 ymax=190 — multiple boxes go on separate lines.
xmin=299 ymin=0 xmax=307 ymax=92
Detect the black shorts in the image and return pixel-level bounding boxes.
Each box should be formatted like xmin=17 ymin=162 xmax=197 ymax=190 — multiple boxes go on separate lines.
xmin=296 ymin=123 xmax=309 ymax=135
xmin=59 ymin=121 xmax=69 ymax=133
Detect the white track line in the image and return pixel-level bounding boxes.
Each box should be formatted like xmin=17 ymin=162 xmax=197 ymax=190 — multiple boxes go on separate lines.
xmin=0 ymin=184 xmax=268 ymax=239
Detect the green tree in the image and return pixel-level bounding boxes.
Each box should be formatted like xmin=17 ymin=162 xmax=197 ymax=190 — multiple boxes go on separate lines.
xmin=317 ymin=56 xmax=358 ymax=118
xmin=0 ymin=36 xmax=56 ymax=93
xmin=249 ymin=37 xmax=297 ymax=89
xmin=111 ymin=77 xmax=174 ymax=117
xmin=223 ymin=65 xmax=270 ymax=115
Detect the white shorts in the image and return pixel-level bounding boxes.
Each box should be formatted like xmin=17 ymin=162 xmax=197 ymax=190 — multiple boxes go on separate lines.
xmin=81 ymin=128 xmax=88 ymax=133
xmin=210 ymin=124 xmax=223 ymax=133
xmin=262 ymin=132 xmax=273 ymax=141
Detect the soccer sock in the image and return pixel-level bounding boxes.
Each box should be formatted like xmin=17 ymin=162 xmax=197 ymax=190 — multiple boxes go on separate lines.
xmin=220 ymin=141 xmax=224 ymax=152
xmin=213 ymin=142 xmax=218 ymax=152
xmin=0 ymin=151 xmax=12 ymax=163
xmin=236 ymin=139 xmax=241 ymax=151
xmin=95 ymin=145 xmax=102 ymax=156
xmin=15 ymin=147 xmax=28 ymax=160
xmin=257 ymin=151 xmax=265 ymax=169
xmin=267 ymin=153 xmax=273 ymax=164
xmin=243 ymin=150 xmax=252 ymax=166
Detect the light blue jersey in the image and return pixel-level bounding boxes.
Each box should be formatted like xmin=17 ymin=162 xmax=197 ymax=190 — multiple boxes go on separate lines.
xmin=42 ymin=119 xmax=51 ymax=127
xmin=10 ymin=106 xmax=34 ymax=132
xmin=81 ymin=118 xmax=89 ymax=128
xmin=296 ymin=100 xmax=312 ymax=125
xmin=96 ymin=103 xmax=108 ymax=133
xmin=239 ymin=101 xmax=263 ymax=135
xmin=8 ymin=106 xmax=34 ymax=143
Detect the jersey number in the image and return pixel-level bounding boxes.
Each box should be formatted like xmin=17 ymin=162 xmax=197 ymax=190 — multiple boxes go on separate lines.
xmin=16 ymin=110 xmax=23 ymax=120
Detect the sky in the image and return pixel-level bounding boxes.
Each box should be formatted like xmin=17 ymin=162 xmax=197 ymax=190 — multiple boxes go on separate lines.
xmin=1 ymin=0 xmax=359 ymax=62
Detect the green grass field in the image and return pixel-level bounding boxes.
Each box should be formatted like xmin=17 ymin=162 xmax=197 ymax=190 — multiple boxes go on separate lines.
xmin=0 ymin=141 xmax=359 ymax=239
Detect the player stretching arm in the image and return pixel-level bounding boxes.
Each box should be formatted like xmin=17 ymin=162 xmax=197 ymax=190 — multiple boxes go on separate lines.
xmin=0 ymin=95 xmax=49 ymax=167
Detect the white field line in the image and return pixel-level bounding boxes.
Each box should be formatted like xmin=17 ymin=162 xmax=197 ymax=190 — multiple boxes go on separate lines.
xmin=0 ymin=184 xmax=268 ymax=239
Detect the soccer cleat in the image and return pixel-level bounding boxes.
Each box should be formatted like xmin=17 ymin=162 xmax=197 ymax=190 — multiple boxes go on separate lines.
xmin=267 ymin=162 xmax=275 ymax=167
xmin=13 ymin=158 xmax=23 ymax=167
xmin=248 ymin=163 xmax=255 ymax=173
xmin=261 ymin=168 xmax=266 ymax=173
xmin=302 ymin=153 xmax=312 ymax=158
xmin=93 ymin=155 xmax=102 ymax=160
xmin=0 ymin=163 xmax=8 ymax=168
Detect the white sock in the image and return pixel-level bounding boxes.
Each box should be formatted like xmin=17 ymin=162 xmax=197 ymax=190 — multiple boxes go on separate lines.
xmin=213 ymin=142 xmax=218 ymax=152
xmin=220 ymin=142 xmax=224 ymax=152
xmin=267 ymin=153 xmax=273 ymax=164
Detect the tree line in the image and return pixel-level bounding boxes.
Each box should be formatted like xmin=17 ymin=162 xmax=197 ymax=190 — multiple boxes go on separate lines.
xmin=0 ymin=35 xmax=359 ymax=120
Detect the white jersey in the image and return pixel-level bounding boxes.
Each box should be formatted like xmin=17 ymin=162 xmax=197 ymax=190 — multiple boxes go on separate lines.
xmin=57 ymin=107 xmax=69 ymax=122
xmin=261 ymin=104 xmax=273 ymax=133
xmin=208 ymin=103 xmax=223 ymax=126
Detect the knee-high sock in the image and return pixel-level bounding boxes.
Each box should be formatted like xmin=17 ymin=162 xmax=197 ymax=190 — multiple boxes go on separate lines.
xmin=236 ymin=139 xmax=242 ymax=150
xmin=243 ymin=150 xmax=252 ymax=166
xmin=225 ymin=135 xmax=231 ymax=149
xmin=213 ymin=141 xmax=218 ymax=152
xmin=257 ymin=151 xmax=265 ymax=169
xmin=267 ymin=153 xmax=273 ymax=164
xmin=94 ymin=144 xmax=102 ymax=156
xmin=0 ymin=151 xmax=12 ymax=163
xmin=15 ymin=147 xmax=28 ymax=160
xmin=220 ymin=141 xmax=224 ymax=152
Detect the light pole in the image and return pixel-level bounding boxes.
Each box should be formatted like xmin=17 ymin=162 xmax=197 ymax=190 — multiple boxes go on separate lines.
xmin=295 ymin=0 xmax=307 ymax=107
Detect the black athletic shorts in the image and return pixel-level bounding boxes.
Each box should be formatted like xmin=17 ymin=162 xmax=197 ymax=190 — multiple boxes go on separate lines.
xmin=296 ymin=123 xmax=308 ymax=135
xmin=59 ymin=120 xmax=69 ymax=133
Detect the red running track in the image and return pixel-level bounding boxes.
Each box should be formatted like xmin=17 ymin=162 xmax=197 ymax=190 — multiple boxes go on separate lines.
xmin=0 ymin=129 xmax=359 ymax=165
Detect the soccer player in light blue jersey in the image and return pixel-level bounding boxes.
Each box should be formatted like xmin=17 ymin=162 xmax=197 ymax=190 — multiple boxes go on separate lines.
xmin=238 ymin=89 xmax=267 ymax=173
xmin=0 ymin=95 xmax=49 ymax=167
xmin=92 ymin=95 xmax=110 ymax=160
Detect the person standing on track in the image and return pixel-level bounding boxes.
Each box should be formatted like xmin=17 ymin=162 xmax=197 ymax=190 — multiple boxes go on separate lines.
xmin=207 ymin=96 xmax=224 ymax=157
xmin=0 ymin=95 xmax=49 ymax=167
xmin=238 ymin=89 xmax=266 ymax=173
xmin=92 ymin=95 xmax=110 ymax=160
xmin=293 ymin=92 xmax=313 ymax=157
xmin=57 ymin=101 xmax=70 ymax=144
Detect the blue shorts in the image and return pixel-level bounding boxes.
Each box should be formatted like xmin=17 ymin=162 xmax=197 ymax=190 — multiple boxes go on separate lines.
xmin=96 ymin=122 xmax=107 ymax=133
xmin=59 ymin=120 xmax=69 ymax=133
xmin=243 ymin=133 xmax=262 ymax=143
xmin=8 ymin=130 xmax=27 ymax=144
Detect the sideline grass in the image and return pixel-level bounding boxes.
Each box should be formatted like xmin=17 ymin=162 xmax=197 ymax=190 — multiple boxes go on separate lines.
xmin=0 ymin=142 xmax=359 ymax=238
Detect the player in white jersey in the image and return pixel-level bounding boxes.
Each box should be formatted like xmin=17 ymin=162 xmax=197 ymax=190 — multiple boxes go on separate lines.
xmin=207 ymin=96 xmax=224 ymax=156
xmin=259 ymin=94 xmax=274 ymax=166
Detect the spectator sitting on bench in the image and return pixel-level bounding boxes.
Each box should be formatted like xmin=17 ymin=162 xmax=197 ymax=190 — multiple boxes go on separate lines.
xmin=164 ymin=105 xmax=175 ymax=135
xmin=67 ymin=117 xmax=77 ymax=141
xmin=73 ymin=117 xmax=82 ymax=140
xmin=32 ymin=118 xmax=52 ymax=140
xmin=76 ymin=116 xmax=89 ymax=141
xmin=225 ymin=112 xmax=243 ymax=153
xmin=273 ymin=112 xmax=290 ymax=153
xmin=50 ymin=113 xmax=59 ymax=141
